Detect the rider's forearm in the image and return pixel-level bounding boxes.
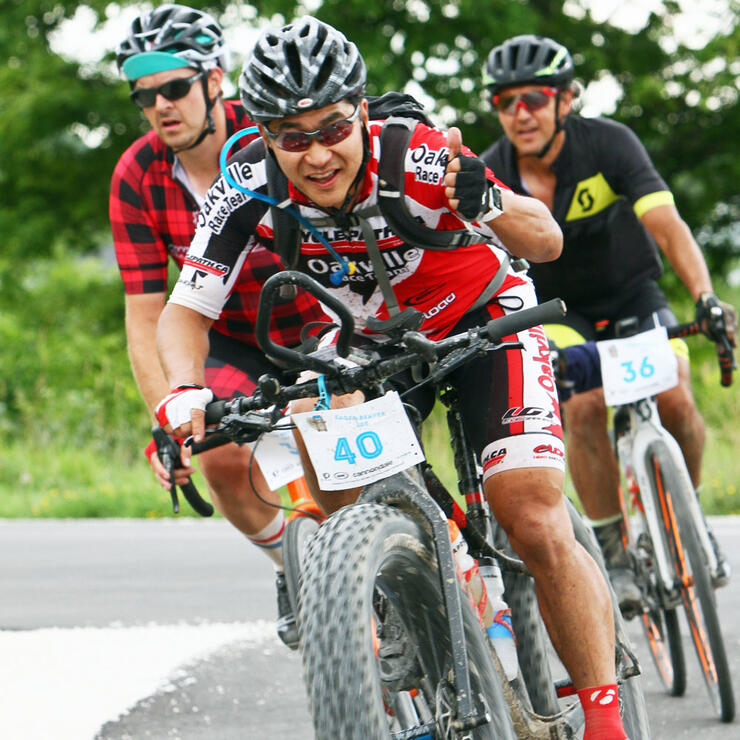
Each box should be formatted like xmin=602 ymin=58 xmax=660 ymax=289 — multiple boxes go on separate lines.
xmin=662 ymin=223 xmax=712 ymax=300
xmin=487 ymin=190 xmax=563 ymax=263
xmin=642 ymin=205 xmax=712 ymax=300
xmin=125 ymin=294 xmax=170 ymax=418
xmin=156 ymin=303 xmax=213 ymax=390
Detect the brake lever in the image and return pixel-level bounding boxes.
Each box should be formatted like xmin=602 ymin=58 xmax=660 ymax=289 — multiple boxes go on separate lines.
xmin=152 ymin=426 xmax=214 ymax=517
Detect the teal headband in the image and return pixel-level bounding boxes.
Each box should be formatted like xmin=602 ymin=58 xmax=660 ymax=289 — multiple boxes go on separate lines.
xmin=122 ymin=51 xmax=194 ymax=81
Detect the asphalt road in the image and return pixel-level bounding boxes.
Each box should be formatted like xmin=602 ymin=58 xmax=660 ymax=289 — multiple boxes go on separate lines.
xmin=1 ymin=516 xmax=739 ymax=739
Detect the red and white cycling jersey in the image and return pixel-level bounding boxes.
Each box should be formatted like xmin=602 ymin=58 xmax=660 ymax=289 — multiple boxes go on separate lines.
xmin=169 ymin=117 xmax=564 ymax=474
xmin=169 ymin=119 xmax=529 ymax=340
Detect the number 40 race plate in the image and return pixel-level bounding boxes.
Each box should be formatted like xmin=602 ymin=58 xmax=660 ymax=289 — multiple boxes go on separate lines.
xmin=292 ymin=391 xmax=425 ymax=491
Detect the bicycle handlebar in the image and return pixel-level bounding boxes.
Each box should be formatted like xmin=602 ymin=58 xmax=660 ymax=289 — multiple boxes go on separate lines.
xmin=557 ymin=320 xmax=735 ymax=400
xmin=167 ymin=273 xmax=567 ymax=512
xmin=667 ymin=321 xmax=735 ymax=387
xmin=151 ymin=426 xmax=214 ymax=517
xmin=255 ymin=271 xmax=355 ymax=373
xmin=188 ymin=293 xmax=567 ymax=457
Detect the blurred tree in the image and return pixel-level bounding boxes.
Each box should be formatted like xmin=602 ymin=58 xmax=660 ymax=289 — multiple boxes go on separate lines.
xmin=0 ymin=0 xmax=737 ymax=274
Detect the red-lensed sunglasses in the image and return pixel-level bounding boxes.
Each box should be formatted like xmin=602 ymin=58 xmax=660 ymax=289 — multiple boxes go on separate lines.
xmin=492 ymin=88 xmax=558 ymax=115
xmin=265 ymin=106 xmax=361 ymax=153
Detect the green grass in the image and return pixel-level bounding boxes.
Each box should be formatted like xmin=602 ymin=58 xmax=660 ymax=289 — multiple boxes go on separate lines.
xmin=0 ymin=254 xmax=737 ymax=518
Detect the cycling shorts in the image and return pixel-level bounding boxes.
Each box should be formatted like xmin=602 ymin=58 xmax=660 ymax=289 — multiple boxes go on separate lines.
xmin=392 ymin=282 xmax=565 ymax=481
xmin=205 ymin=329 xmax=288 ymax=399
xmin=543 ymin=279 xmax=688 ymax=362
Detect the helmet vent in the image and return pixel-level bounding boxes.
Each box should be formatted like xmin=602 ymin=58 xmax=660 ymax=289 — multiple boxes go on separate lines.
xmin=285 ymin=41 xmax=303 ymax=87
xmin=254 ymin=44 xmax=274 ymax=69
xmin=314 ymin=53 xmax=334 ymax=92
xmin=313 ymin=21 xmax=327 ymax=48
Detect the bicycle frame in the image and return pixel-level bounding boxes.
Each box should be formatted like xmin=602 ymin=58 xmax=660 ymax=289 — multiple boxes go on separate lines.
xmin=614 ymin=396 xmax=718 ymax=597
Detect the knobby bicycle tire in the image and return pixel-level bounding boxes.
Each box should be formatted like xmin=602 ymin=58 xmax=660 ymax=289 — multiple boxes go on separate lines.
xmin=566 ymin=498 xmax=652 ymax=739
xmin=283 ymin=514 xmax=320 ymax=625
xmin=299 ymin=502 xmax=517 ymax=739
xmin=649 ymin=442 xmax=736 ymax=722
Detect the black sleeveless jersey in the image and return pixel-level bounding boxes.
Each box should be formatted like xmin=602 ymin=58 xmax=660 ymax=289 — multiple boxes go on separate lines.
xmin=481 ymin=116 xmax=673 ymax=319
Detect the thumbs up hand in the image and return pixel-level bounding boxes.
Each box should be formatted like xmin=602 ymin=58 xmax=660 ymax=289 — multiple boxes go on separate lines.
xmin=443 ymin=127 xmax=503 ymax=223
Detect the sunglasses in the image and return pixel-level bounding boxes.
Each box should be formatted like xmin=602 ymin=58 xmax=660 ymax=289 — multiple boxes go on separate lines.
xmin=265 ymin=106 xmax=361 ymax=153
xmin=130 ymin=71 xmax=204 ymax=109
xmin=493 ymin=88 xmax=558 ymax=115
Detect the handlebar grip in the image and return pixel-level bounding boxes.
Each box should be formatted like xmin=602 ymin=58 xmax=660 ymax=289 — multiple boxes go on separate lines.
xmin=486 ymin=298 xmax=567 ymax=344
xmin=189 ymin=432 xmax=232 ymax=455
xmin=205 ymin=399 xmax=229 ymax=426
xmin=718 ymin=342 xmax=736 ymax=387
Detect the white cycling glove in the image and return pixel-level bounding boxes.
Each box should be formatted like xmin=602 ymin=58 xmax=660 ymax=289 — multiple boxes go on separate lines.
xmin=155 ymin=385 xmax=214 ymax=430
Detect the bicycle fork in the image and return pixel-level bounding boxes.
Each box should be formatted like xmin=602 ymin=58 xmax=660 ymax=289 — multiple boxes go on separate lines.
xmin=621 ymin=409 xmax=718 ymax=595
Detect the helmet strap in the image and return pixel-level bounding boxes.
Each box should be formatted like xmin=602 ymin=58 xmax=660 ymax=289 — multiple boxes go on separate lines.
xmin=331 ymin=123 xmax=371 ymax=224
xmin=171 ymin=75 xmax=219 ymax=154
xmin=535 ymin=89 xmax=563 ymax=159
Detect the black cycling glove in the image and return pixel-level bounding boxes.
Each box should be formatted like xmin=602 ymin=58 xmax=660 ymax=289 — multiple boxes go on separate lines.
xmin=452 ymin=154 xmax=504 ymax=223
xmin=695 ymin=293 xmax=738 ymax=346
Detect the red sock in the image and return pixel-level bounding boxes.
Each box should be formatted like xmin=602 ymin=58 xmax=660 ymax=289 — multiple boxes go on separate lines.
xmin=577 ymin=684 xmax=627 ymax=740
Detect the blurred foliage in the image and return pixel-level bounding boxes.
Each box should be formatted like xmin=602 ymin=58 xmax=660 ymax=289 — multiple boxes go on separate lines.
xmin=0 ymin=250 xmax=144 ymax=452
xmin=0 ymin=252 xmax=737 ymax=516
xmin=0 ymin=1 xmax=738 ymax=275
xmin=0 ymin=0 xmax=735 ymax=277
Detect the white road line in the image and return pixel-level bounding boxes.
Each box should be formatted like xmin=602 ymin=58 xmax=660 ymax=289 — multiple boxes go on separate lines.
xmin=0 ymin=621 xmax=276 ymax=740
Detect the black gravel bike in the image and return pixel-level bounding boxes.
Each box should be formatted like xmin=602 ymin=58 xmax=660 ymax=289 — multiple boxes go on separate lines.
xmin=172 ymin=271 xmax=650 ymax=739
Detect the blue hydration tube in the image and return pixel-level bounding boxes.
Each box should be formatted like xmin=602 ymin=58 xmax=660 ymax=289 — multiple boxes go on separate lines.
xmin=218 ymin=127 xmax=354 ymax=286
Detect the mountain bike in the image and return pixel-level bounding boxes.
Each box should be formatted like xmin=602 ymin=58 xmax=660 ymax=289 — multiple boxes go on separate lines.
xmin=176 ymin=270 xmax=650 ymax=739
xmin=556 ymin=317 xmax=736 ymax=723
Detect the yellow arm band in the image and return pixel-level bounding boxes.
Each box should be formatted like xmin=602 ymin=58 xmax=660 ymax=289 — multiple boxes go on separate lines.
xmin=633 ymin=190 xmax=674 ymax=219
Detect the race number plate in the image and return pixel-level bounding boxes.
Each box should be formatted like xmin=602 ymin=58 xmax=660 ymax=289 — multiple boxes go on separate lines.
xmin=248 ymin=423 xmax=304 ymax=490
xmin=596 ymin=327 xmax=678 ymax=406
xmin=292 ymin=391 xmax=425 ymax=491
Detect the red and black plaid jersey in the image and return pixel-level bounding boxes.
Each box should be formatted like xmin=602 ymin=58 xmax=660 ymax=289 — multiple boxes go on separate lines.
xmin=109 ymin=99 xmax=327 ymax=347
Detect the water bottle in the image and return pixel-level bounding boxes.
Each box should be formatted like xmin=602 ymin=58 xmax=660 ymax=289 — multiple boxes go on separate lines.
xmin=448 ymin=520 xmax=493 ymax=628
xmin=478 ymin=556 xmax=519 ymax=682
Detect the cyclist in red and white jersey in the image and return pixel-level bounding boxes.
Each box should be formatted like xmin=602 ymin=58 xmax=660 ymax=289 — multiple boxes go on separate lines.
xmin=155 ymin=16 xmax=630 ymax=738
xmin=110 ymin=4 xmax=326 ymax=647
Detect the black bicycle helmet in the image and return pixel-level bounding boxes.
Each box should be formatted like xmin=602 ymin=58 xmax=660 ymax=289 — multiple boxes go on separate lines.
xmin=116 ymin=3 xmax=228 ymax=81
xmin=239 ymin=16 xmax=366 ymax=123
xmin=483 ymin=35 xmax=574 ymax=95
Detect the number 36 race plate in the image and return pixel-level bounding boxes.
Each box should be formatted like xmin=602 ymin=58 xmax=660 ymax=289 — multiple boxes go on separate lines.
xmin=596 ymin=326 xmax=678 ymax=406
xmin=292 ymin=391 xmax=425 ymax=491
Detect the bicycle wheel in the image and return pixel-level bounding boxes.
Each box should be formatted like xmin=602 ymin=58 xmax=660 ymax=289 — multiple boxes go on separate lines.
xmin=566 ymin=498 xmax=652 ymax=739
xmin=629 ymin=507 xmax=687 ymax=695
xmin=283 ymin=514 xmax=320 ymax=620
xmin=299 ymin=502 xmax=517 ymax=739
xmin=640 ymin=604 xmax=685 ymax=696
xmin=649 ymin=442 xmax=736 ymax=722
